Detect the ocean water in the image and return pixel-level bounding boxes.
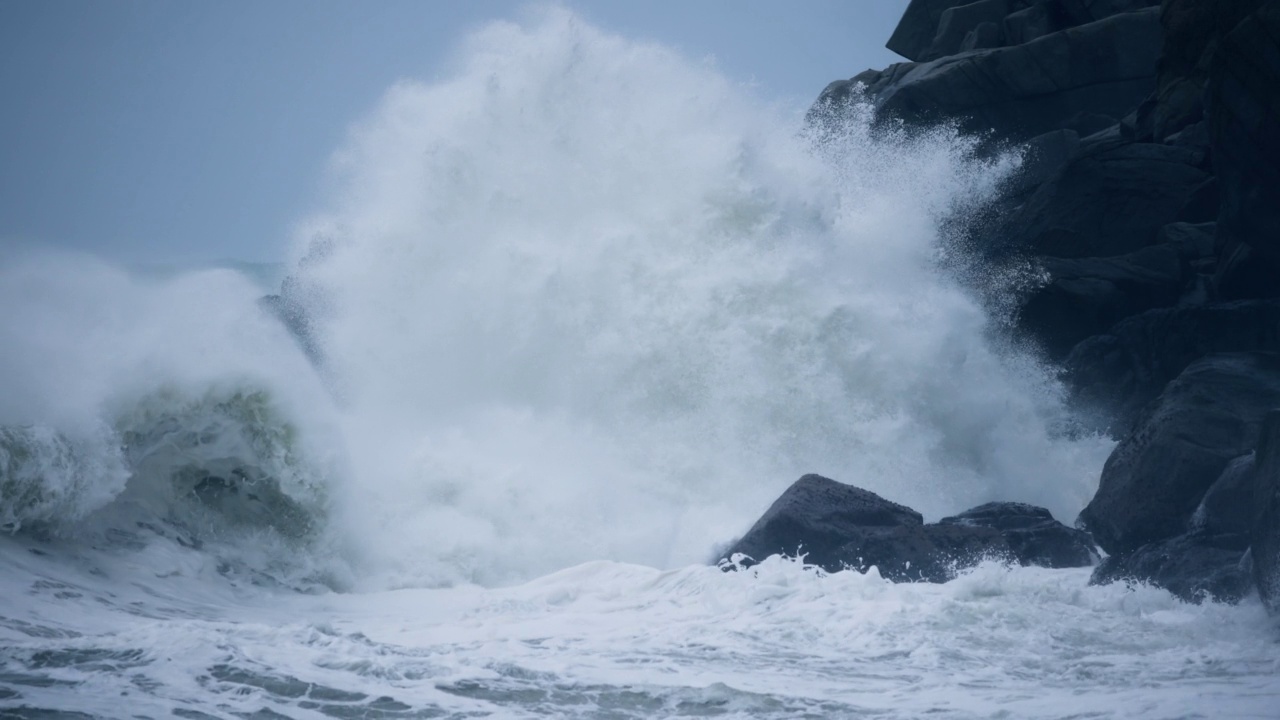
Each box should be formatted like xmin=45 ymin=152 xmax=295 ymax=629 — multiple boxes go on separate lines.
xmin=1 ymin=9 xmax=1276 ymax=718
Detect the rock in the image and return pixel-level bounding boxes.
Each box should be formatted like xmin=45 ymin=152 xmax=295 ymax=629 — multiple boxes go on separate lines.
xmin=1158 ymin=221 xmax=1217 ymax=265
xmin=721 ymin=474 xmax=922 ymax=564
xmin=1078 ymin=352 xmax=1280 ymax=555
xmin=994 ymin=140 xmax=1209 ymax=258
xmin=1003 ymin=2 xmax=1062 ymax=46
xmin=854 ymin=8 xmax=1164 ymax=144
xmin=1207 ymin=3 xmax=1280 ymax=264
xmin=1147 ymin=0 xmax=1258 ymax=141
xmin=720 ymin=475 xmax=1012 ymax=582
xmin=1192 ymin=452 xmax=1255 ymax=536
xmin=1175 ymin=176 xmax=1220 ymax=224
xmin=925 ymin=0 xmax=1012 ymax=60
xmin=1064 ymin=300 xmax=1280 ymax=431
xmin=1017 ymin=242 xmax=1187 ymax=359
xmin=1250 ymin=410 xmax=1280 ymax=613
xmin=939 ymin=501 xmax=1098 ymax=567
xmin=887 ymin=0 xmax=975 ymax=61
xmin=1057 ymin=0 xmax=1160 ymax=25
xmin=1090 ymin=531 xmax=1252 ymax=603
xmin=1003 ymin=128 xmax=1081 ymax=201
xmin=1154 ymin=0 xmax=1266 ymax=142
xmin=1213 ymin=237 xmax=1280 ymax=300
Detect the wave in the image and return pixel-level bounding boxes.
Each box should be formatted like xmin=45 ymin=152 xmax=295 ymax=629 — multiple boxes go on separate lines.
xmin=0 ymin=8 xmax=1112 ymax=591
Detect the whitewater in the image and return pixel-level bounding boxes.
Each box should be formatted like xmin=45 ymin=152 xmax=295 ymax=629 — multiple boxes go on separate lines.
xmin=1 ymin=9 xmax=1277 ymax=718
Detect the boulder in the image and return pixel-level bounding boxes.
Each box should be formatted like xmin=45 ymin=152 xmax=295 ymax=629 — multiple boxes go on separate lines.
xmin=1064 ymin=301 xmax=1280 ymax=431
xmin=720 ymin=474 xmax=921 ymax=566
xmin=1017 ymin=242 xmax=1187 ymax=359
xmin=1250 ymin=410 xmax=1280 ymax=613
xmin=1090 ymin=531 xmax=1252 ymax=603
xmin=1078 ymin=352 xmax=1280 ymax=555
xmin=850 ymin=8 xmax=1164 ymax=144
xmin=720 ymin=475 xmax=1012 ymax=582
xmin=939 ymin=501 xmax=1097 ymax=567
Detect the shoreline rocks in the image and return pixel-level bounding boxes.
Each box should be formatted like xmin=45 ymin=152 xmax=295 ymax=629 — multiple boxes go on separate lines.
xmin=811 ymin=0 xmax=1280 ymax=608
xmin=720 ymin=474 xmax=1095 ymax=582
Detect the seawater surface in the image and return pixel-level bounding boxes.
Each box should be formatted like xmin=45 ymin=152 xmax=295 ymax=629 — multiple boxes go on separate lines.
xmin=1 ymin=8 xmax=1277 ymax=719
xmin=2 ymin=542 xmax=1277 ymax=719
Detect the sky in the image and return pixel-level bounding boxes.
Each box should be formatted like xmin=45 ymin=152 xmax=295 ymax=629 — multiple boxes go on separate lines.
xmin=0 ymin=0 xmax=909 ymax=265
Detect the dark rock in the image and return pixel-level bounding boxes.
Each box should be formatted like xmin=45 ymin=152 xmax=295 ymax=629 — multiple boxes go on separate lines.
xmin=1153 ymin=0 xmax=1264 ymax=143
xmin=860 ymin=9 xmax=1164 ymax=144
xmin=1017 ymin=242 xmax=1187 ymax=359
xmin=888 ymin=0 xmax=975 ymax=61
xmin=1192 ymin=452 xmax=1255 ymax=536
xmin=1062 ymin=112 xmax=1120 ymax=137
xmin=1213 ymin=236 xmax=1280 ymax=300
xmin=994 ymin=140 xmax=1208 ymax=258
xmin=939 ymin=501 xmax=1098 ymax=567
xmin=925 ymin=0 xmax=1012 ymax=60
xmin=1207 ymin=3 xmax=1280 ymax=263
xmin=961 ymin=20 xmax=1006 ymax=52
xmin=1250 ymin=410 xmax=1280 ymax=613
xmin=721 ymin=474 xmax=922 ymax=565
xmin=1057 ymin=0 xmax=1160 ymax=25
xmin=1004 ymin=128 xmax=1081 ymax=200
xmin=1177 ymin=176 xmax=1220 ymax=224
xmin=1003 ymin=2 xmax=1063 ymax=46
xmin=720 ymin=475 xmax=1013 ymax=582
xmin=1090 ymin=531 xmax=1252 ymax=603
xmin=823 ymin=522 xmax=1010 ymax=583
xmin=1064 ymin=300 xmax=1280 ymax=430
xmin=1158 ymin=221 xmax=1216 ymax=265
xmin=1165 ymin=118 xmax=1210 ymax=149
xmin=1078 ymin=352 xmax=1280 ymax=554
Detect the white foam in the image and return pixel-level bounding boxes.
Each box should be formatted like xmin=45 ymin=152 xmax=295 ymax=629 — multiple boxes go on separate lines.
xmin=286 ymin=8 xmax=1111 ymax=587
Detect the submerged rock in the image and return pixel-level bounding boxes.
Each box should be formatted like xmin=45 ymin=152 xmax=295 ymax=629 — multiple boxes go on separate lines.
xmin=720 ymin=475 xmax=1092 ymax=583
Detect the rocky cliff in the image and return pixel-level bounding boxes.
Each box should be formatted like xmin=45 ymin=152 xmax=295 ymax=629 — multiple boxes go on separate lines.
xmin=735 ymin=0 xmax=1280 ymax=609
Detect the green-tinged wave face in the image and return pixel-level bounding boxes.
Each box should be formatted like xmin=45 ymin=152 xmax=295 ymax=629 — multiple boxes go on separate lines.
xmin=0 ymin=425 xmax=128 ymax=534
xmin=115 ymin=387 xmax=329 ymax=544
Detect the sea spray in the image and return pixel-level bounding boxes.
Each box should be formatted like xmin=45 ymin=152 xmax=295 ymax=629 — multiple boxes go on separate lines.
xmin=284 ymin=8 xmax=1112 ymax=588
xmin=0 ymin=250 xmax=346 ymax=582
xmin=0 ymin=9 xmax=1113 ymax=590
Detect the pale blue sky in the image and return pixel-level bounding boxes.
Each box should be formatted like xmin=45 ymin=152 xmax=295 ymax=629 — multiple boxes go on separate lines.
xmin=1 ymin=1 xmax=908 ymax=264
